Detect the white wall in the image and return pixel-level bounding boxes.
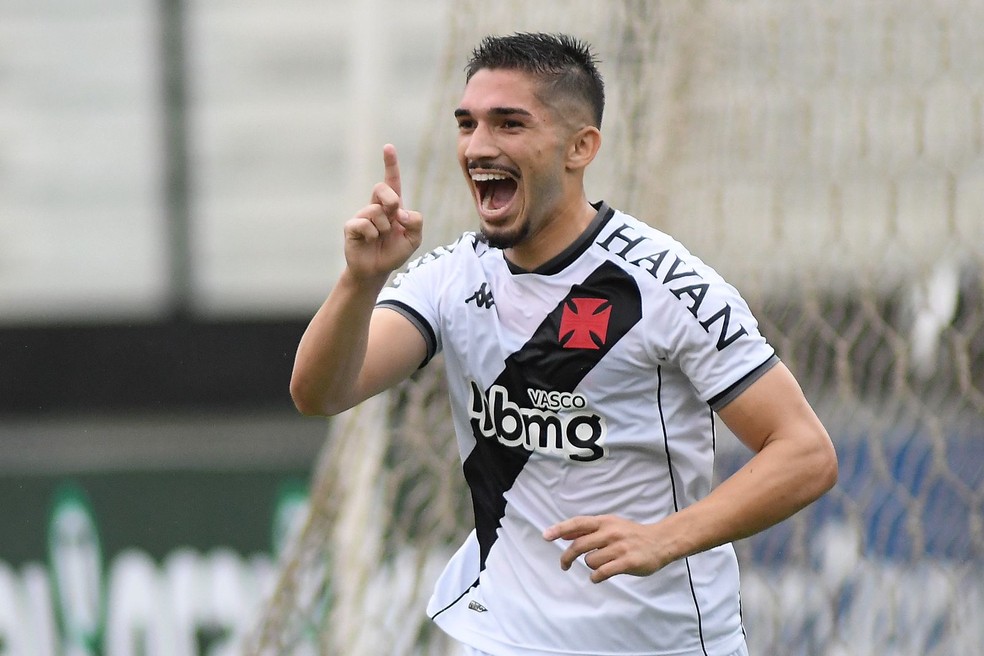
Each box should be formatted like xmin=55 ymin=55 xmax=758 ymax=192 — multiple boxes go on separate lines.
xmin=0 ymin=0 xmax=449 ymax=321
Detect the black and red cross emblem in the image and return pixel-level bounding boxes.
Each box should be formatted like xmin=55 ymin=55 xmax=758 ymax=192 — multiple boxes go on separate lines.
xmin=558 ymin=297 xmax=612 ymax=349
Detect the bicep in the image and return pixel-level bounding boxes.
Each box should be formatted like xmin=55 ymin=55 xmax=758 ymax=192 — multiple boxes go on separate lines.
xmin=716 ymin=362 xmax=829 ymax=454
xmin=356 ymin=306 xmax=429 ymax=401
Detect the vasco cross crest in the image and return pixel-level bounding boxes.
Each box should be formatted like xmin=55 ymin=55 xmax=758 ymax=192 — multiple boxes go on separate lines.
xmin=558 ymin=297 xmax=612 ymax=349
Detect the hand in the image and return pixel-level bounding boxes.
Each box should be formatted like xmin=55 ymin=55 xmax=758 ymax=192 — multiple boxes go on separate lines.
xmin=543 ymin=515 xmax=674 ymax=584
xmin=343 ymin=144 xmax=423 ymax=283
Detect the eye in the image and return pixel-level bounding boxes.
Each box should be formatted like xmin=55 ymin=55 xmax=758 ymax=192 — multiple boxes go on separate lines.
xmin=457 ymin=118 xmax=475 ymax=131
xmin=502 ymin=119 xmax=524 ymax=129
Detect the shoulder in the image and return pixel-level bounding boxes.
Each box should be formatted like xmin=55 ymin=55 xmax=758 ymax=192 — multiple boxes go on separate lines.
xmin=591 ymin=210 xmax=725 ymax=292
xmin=593 ymin=210 xmax=688 ymax=263
xmin=392 ymin=232 xmax=484 ymax=287
xmin=407 ymin=231 xmax=483 ymax=270
xmin=594 ymin=208 xmax=764 ymax=352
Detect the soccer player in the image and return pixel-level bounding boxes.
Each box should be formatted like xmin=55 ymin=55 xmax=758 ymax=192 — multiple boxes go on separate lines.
xmin=291 ymin=32 xmax=838 ymax=656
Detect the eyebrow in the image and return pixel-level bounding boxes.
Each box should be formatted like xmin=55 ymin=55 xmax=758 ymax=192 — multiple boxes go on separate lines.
xmin=454 ymin=106 xmax=535 ymax=118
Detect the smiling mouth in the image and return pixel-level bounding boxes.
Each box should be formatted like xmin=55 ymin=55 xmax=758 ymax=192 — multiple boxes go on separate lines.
xmin=471 ymin=171 xmax=519 ymax=213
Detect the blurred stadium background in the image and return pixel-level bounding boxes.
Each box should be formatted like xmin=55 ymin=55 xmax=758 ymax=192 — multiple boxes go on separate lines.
xmin=1 ymin=0 xmax=982 ymax=655
xmin=0 ymin=0 xmax=445 ymax=652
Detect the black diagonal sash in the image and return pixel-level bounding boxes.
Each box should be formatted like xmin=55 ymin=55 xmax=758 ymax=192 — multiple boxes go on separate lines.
xmin=463 ymin=260 xmax=643 ymax=572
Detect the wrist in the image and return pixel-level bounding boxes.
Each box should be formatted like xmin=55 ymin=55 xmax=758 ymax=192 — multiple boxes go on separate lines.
xmin=653 ymin=508 xmax=705 ymax=564
xmin=338 ymin=266 xmax=391 ymax=295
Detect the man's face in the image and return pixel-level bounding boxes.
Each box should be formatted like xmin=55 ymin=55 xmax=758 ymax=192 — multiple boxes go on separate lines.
xmin=454 ymin=68 xmax=570 ymax=250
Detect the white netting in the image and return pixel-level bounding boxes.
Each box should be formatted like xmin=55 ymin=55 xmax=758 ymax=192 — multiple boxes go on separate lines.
xmin=248 ymin=1 xmax=984 ymax=654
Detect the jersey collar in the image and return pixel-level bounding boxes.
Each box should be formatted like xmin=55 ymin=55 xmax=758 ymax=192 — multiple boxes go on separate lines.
xmin=505 ymin=201 xmax=615 ymax=276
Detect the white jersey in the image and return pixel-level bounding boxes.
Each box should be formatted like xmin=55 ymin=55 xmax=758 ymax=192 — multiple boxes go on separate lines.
xmin=377 ymin=203 xmax=777 ymax=656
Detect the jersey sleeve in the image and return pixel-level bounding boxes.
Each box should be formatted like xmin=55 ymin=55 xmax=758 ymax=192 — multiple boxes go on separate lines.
xmin=375 ymin=238 xmax=467 ymax=367
xmin=651 ymin=253 xmax=778 ymax=412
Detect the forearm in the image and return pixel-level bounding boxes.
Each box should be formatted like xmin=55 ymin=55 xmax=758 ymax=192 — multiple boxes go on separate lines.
xmin=658 ymin=428 xmax=837 ymax=562
xmin=544 ymin=356 xmax=837 ymax=584
xmin=290 ymin=268 xmax=388 ymax=416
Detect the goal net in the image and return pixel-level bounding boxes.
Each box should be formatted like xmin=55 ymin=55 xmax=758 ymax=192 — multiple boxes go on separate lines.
xmin=248 ymin=1 xmax=984 ymax=654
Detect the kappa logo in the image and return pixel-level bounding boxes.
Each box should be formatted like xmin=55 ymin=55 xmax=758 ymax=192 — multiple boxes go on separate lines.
xmin=468 ymin=600 xmax=488 ymax=613
xmin=559 ymin=297 xmax=611 ymax=349
xmin=465 ymin=282 xmax=495 ymax=309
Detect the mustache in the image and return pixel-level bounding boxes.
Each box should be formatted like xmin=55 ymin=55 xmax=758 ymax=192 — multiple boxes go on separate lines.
xmin=467 ymin=160 xmax=520 ymax=178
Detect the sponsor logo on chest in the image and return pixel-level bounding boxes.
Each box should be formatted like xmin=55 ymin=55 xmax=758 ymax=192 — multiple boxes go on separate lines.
xmin=468 ymin=381 xmax=607 ymax=462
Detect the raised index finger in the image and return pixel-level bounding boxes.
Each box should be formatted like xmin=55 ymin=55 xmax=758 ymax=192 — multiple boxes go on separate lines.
xmin=382 ymin=143 xmax=402 ymax=202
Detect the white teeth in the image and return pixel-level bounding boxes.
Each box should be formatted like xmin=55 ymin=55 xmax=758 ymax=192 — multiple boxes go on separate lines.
xmin=471 ymin=172 xmax=509 ymax=182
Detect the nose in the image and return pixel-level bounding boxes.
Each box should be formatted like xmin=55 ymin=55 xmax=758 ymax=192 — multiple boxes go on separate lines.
xmin=463 ymin=121 xmax=498 ymax=163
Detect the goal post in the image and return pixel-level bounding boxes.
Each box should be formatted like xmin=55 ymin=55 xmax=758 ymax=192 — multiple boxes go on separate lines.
xmin=248 ymin=1 xmax=984 ymax=654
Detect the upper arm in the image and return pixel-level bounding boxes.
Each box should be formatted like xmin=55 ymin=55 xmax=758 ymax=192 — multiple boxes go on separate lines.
xmin=716 ymin=362 xmax=833 ymax=457
xmin=354 ymin=306 xmax=430 ymax=403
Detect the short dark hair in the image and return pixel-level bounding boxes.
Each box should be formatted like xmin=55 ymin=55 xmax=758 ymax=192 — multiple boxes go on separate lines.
xmin=465 ymin=32 xmax=605 ymax=128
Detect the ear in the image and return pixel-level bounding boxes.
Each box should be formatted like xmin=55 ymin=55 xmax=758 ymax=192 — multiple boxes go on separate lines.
xmin=566 ymin=125 xmax=602 ymax=171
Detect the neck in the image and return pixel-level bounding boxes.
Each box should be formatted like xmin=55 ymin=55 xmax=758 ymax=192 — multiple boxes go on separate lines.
xmin=505 ymin=195 xmax=597 ymax=271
